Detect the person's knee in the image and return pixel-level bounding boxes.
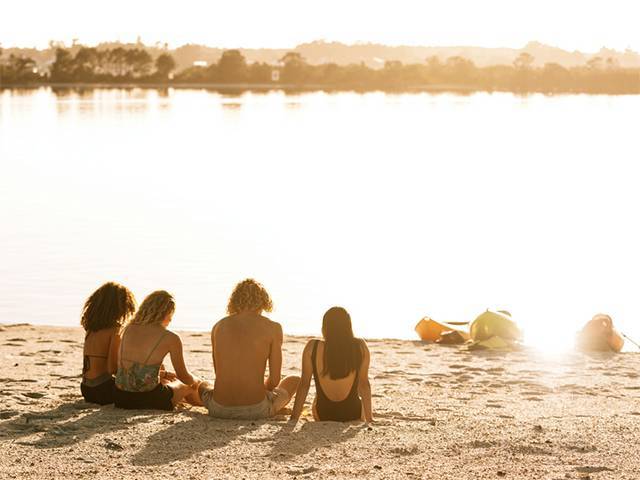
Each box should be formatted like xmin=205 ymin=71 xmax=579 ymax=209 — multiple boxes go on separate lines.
xmin=280 ymin=375 xmax=300 ymax=397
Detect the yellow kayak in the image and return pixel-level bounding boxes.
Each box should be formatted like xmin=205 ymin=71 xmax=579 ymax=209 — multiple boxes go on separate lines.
xmin=468 ymin=310 xmax=523 ymax=350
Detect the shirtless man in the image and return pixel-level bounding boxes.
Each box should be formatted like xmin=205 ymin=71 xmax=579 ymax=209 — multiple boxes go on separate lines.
xmin=198 ymin=279 xmax=300 ymax=419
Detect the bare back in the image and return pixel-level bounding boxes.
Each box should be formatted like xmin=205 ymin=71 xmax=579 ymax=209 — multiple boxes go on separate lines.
xmin=212 ymin=313 xmax=282 ymax=406
xmin=312 ymin=340 xmax=359 ymax=402
xmin=83 ymin=327 xmax=119 ymax=379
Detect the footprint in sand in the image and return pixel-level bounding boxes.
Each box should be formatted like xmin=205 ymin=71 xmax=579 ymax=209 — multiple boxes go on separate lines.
xmin=390 ymin=444 xmax=420 ymax=456
xmin=6 ymin=378 xmax=38 ymax=383
xmin=564 ymin=444 xmax=597 ymax=453
xmin=21 ymin=392 xmax=47 ymax=399
xmin=575 ymin=466 xmax=614 ymax=474
xmin=0 ymin=409 xmax=19 ymax=419
xmin=523 ymin=396 xmax=543 ymax=402
xmin=423 ymin=381 xmax=442 ymax=387
xmin=469 ymin=440 xmax=497 ymax=448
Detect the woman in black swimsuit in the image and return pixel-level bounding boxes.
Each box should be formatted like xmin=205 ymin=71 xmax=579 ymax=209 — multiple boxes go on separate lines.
xmin=291 ymin=307 xmax=373 ymax=422
xmin=80 ymin=282 xmax=136 ymax=405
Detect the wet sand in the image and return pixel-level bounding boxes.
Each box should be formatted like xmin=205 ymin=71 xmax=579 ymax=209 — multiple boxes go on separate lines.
xmin=1 ymin=324 xmax=639 ymax=479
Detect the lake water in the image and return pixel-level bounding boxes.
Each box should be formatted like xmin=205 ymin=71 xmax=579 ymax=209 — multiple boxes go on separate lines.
xmin=1 ymin=88 xmax=639 ymax=352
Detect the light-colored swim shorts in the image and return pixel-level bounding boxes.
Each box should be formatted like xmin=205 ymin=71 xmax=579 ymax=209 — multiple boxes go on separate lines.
xmin=198 ymin=382 xmax=290 ymax=420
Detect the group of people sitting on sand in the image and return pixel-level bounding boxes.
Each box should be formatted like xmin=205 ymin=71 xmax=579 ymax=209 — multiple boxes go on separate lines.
xmin=80 ymin=279 xmax=373 ymax=422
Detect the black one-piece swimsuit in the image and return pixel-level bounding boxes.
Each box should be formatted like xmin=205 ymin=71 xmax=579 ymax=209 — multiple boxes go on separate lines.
xmin=311 ymin=340 xmax=362 ymax=422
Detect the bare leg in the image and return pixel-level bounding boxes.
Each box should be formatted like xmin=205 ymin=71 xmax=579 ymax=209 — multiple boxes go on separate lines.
xmin=189 ymin=380 xmax=213 ymax=408
xmin=312 ymin=397 xmax=319 ymax=421
xmin=277 ymin=375 xmax=300 ymax=403
xmin=167 ymin=380 xmax=194 ymax=407
xmin=185 ymin=381 xmax=203 ymax=407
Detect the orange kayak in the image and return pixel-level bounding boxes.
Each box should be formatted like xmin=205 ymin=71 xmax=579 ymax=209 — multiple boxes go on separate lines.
xmin=415 ymin=317 xmax=470 ymax=342
xmin=576 ymin=314 xmax=624 ymax=353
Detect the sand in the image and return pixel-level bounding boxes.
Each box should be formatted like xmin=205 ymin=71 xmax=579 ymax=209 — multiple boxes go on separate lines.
xmin=1 ymin=323 xmax=639 ymax=480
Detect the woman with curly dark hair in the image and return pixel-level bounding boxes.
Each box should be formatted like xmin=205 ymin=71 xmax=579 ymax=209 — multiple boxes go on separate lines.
xmin=81 ymin=281 xmax=136 ymax=405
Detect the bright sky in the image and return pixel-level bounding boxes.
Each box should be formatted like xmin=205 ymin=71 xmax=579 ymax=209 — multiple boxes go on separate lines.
xmin=1 ymin=0 xmax=639 ymax=52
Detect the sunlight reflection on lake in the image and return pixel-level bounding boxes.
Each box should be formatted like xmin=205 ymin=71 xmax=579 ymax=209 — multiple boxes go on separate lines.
xmin=1 ymin=87 xmax=639 ymax=353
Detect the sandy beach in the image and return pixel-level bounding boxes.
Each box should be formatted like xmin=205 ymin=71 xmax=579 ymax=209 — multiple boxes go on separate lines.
xmin=1 ymin=323 xmax=639 ymax=479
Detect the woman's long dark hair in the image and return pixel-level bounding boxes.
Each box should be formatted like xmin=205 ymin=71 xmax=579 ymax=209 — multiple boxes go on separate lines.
xmin=322 ymin=307 xmax=362 ymax=379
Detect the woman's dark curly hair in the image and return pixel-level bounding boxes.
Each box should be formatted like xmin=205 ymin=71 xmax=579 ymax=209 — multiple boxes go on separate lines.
xmin=81 ymin=282 xmax=136 ymax=332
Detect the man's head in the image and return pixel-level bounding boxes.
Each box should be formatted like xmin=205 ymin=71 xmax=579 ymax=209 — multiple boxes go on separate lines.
xmin=227 ymin=278 xmax=273 ymax=315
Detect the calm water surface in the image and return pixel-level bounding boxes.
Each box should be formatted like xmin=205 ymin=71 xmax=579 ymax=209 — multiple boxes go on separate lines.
xmin=1 ymin=88 xmax=639 ymax=351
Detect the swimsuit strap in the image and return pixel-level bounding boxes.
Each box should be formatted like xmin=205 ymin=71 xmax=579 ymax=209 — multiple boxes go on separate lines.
xmin=311 ymin=339 xmax=330 ymax=400
xmin=311 ymin=339 xmax=320 ymax=379
xmin=143 ymin=330 xmax=168 ymax=364
xmin=118 ymin=326 xmax=128 ymax=368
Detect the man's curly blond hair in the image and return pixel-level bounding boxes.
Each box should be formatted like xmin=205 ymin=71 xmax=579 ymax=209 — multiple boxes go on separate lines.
xmin=227 ymin=279 xmax=273 ymax=315
xmin=129 ymin=290 xmax=175 ymax=326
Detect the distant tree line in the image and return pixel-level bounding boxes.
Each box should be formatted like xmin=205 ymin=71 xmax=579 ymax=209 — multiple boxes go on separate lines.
xmin=0 ymin=46 xmax=176 ymax=84
xmin=1 ymin=46 xmax=639 ymax=94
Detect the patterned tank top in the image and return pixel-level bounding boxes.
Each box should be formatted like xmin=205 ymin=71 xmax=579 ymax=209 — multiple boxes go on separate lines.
xmin=115 ymin=328 xmax=167 ymax=392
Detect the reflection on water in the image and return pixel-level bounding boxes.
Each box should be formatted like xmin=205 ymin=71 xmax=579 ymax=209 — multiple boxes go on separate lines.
xmin=1 ymin=87 xmax=639 ymax=353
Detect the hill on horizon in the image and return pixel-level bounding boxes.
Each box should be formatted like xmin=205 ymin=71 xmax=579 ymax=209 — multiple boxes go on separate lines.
xmin=2 ymin=40 xmax=640 ymax=71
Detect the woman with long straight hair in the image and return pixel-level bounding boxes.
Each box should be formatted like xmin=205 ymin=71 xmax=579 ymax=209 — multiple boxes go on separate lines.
xmin=291 ymin=307 xmax=373 ymax=422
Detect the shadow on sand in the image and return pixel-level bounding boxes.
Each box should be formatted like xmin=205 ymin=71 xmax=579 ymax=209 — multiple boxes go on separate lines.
xmin=1 ymin=400 xmax=158 ymax=448
xmin=131 ymin=414 xmax=365 ymax=466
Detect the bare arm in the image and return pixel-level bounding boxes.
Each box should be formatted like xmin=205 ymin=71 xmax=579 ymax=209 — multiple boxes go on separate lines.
xmin=107 ymin=328 xmax=121 ymax=375
xmin=265 ymin=323 xmax=283 ymax=391
xmin=357 ymin=340 xmax=373 ymax=423
xmin=290 ymin=340 xmax=314 ymax=422
xmin=210 ymin=323 xmax=218 ymax=375
xmin=168 ymin=333 xmax=197 ymax=385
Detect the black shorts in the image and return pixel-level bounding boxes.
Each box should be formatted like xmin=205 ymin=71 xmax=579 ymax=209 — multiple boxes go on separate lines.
xmin=81 ymin=376 xmax=116 ymax=405
xmin=114 ymin=384 xmax=174 ymax=411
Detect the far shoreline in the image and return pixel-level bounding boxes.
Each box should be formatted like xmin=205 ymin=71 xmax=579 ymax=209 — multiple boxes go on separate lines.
xmin=3 ymin=322 xmax=638 ymax=352
xmin=2 ymin=82 xmax=639 ymax=96
xmin=0 ymin=321 xmax=414 ymax=343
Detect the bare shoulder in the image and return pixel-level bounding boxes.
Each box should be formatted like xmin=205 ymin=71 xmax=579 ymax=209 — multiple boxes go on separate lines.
xmin=213 ymin=317 xmax=230 ymax=330
xmin=303 ymin=338 xmax=318 ymax=354
xmin=261 ymin=316 xmax=282 ymax=334
xmin=165 ymin=329 xmax=182 ymax=346
xmin=356 ymin=338 xmax=370 ymax=353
